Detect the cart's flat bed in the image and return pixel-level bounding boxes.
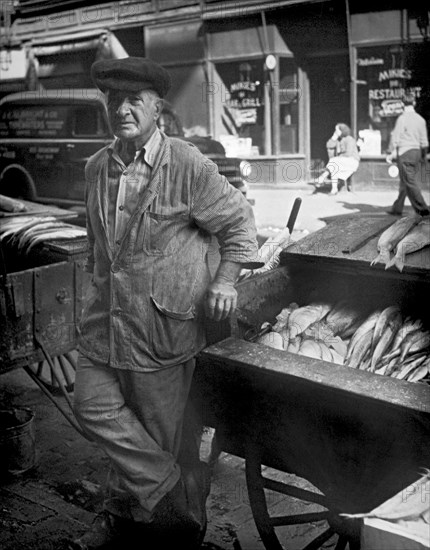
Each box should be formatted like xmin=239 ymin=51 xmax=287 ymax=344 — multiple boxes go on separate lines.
xmin=284 ymin=213 xmax=430 ymax=277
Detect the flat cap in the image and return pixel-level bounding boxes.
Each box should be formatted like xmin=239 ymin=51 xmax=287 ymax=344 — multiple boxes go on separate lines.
xmin=91 ymin=57 xmax=171 ymax=98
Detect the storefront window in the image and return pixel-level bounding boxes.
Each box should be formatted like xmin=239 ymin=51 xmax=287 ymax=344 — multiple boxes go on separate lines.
xmin=356 ymin=43 xmax=430 ymax=155
xmin=215 ymin=59 xmax=264 ymax=155
xmin=214 ymin=57 xmax=299 ymax=155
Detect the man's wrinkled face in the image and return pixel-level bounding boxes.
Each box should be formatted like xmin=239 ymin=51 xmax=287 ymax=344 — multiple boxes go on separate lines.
xmin=106 ymin=89 xmax=162 ymax=146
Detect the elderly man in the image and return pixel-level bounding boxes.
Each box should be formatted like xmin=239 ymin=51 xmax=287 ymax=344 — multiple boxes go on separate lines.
xmin=70 ymin=57 xmax=260 ymax=549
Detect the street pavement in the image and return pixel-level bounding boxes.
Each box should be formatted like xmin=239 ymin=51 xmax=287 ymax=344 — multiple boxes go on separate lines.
xmin=248 ymin=183 xmax=430 ymax=240
xmin=1 ymin=184 xmax=429 ymax=550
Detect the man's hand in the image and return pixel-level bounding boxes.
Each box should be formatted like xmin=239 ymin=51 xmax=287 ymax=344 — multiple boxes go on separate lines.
xmin=205 ymin=281 xmax=237 ymax=321
xmin=204 ymin=260 xmax=242 ymax=321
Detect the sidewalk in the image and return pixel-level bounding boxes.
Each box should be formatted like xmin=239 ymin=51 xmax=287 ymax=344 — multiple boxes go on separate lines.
xmin=248 ymin=185 xmax=430 ymax=240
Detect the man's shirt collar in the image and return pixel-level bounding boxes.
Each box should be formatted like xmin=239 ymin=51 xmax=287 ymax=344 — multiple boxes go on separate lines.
xmin=108 ymin=127 xmax=162 ymax=167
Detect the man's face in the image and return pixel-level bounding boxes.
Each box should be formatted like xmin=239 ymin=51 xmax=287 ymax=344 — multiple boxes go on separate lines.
xmin=106 ymin=89 xmax=162 ymax=146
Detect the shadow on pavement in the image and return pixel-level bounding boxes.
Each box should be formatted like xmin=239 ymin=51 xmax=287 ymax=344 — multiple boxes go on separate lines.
xmin=320 ymin=203 xmax=416 ymax=223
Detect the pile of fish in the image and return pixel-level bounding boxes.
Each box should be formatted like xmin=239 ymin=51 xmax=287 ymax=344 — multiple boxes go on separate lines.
xmin=370 ymin=215 xmax=430 ymax=272
xmin=0 ymin=215 xmax=86 ymax=252
xmin=254 ymin=301 xmax=430 ymax=384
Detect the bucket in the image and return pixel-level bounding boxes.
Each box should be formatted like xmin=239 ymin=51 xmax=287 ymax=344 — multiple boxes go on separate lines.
xmin=0 ymin=407 xmax=36 ymax=477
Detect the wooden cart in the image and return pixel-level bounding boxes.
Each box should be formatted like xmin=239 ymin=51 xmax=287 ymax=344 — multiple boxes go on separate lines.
xmin=0 ymin=203 xmax=89 ymax=432
xmin=195 ymin=213 xmax=430 ymax=550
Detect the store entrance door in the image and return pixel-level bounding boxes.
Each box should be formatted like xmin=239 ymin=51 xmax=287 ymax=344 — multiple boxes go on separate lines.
xmin=308 ymin=54 xmax=350 ymax=169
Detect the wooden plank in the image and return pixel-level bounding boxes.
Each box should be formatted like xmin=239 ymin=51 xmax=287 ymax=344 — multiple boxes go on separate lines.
xmin=340 ymin=217 xmax=394 ymax=253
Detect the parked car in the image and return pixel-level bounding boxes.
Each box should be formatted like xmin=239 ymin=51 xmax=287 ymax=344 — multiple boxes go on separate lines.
xmin=0 ymin=89 xmax=250 ymax=221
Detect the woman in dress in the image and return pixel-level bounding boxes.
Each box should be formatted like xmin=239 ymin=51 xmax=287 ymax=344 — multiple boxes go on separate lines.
xmin=316 ymin=123 xmax=360 ymax=195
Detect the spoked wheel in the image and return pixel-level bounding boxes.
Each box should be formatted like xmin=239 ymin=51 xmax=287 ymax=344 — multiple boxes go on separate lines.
xmin=28 ymin=351 xmax=77 ymax=394
xmin=245 ymin=448 xmax=360 ymax=550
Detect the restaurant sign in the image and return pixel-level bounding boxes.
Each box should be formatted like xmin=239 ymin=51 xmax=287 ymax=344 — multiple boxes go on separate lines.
xmin=357 ymin=47 xmax=423 ymax=119
xmin=227 ymin=79 xmax=261 ymax=127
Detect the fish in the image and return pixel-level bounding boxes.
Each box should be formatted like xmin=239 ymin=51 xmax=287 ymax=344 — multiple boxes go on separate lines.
xmin=318 ymin=341 xmax=333 ymax=362
xmin=359 ymin=354 xmax=372 ymax=371
xmin=374 ymin=364 xmax=388 ymax=376
xmin=25 ymin=228 xmax=86 ymax=251
xmin=369 ymin=309 xmax=403 ymax=371
xmin=395 ymin=354 xmax=427 ymax=380
xmin=370 ymin=215 xmax=420 ymax=267
xmin=256 ymin=331 xmax=284 ymax=350
xmin=407 ymin=364 xmax=429 ymax=383
xmin=330 ymin=348 xmax=345 ymax=365
xmin=272 ymin=303 xmax=299 ymax=333
xmin=385 ymin=219 xmax=430 ymax=272
xmin=0 ymin=194 xmax=27 ymax=213
xmin=287 ymin=337 xmax=301 ymax=354
xmin=329 ymin=336 xmax=348 ymax=359
xmin=384 ymin=356 xmax=402 ymax=377
xmin=399 ymin=330 xmax=430 ymax=362
xmin=288 ymin=303 xmax=331 ymax=340
xmin=371 ymin=306 xmax=401 ymax=353
xmin=17 ymin=222 xmax=75 ymax=250
xmin=385 ymin=317 xmax=423 ymax=358
xmin=345 ymin=311 xmax=381 ymax=363
xmin=0 ymin=216 xmax=57 ymax=241
xmin=348 ymin=331 xmax=373 ymax=369
xmin=325 ymin=299 xmax=371 ymax=338
xmin=298 ymin=338 xmax=322 ymax=360
xmin=303 ymin=319 xmax=335 ymax=344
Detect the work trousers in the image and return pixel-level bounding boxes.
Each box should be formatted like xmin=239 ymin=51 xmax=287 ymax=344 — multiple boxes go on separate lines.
xmin=392 ymin=149 xmax=429 ymax=215
xmin=73 ymin=354 xmax=196 ymax=522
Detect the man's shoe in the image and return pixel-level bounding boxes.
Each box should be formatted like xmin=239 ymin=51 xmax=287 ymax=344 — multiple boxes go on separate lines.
xmin=418 ymin=209 xmax=430 ymax=217
xmin=69 ymin=511 xmax=135 ymax=550
xmin=149 ymin=463 xmax=211 ymax=549
xmin=386 ymin=210 xmax=402 ymax=216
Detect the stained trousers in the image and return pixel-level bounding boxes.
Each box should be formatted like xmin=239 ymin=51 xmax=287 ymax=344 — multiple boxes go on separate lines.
xmin=73 ymin=354 xmax=196 ymax=522
xmin=392 ymin=149 xmax=429 ymax=215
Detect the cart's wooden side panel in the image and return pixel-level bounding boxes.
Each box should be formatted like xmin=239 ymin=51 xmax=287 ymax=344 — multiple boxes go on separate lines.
xmin=194 ymin=338 xmax=430 ymax=514
xmin=0 ymin=260 xmax=87 ymax=372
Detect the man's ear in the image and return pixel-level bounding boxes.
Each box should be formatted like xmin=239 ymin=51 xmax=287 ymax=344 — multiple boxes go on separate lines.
xmin=154 ymin=98 xmax=164 ymax=120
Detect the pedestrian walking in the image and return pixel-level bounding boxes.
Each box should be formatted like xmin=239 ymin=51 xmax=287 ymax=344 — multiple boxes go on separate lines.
xmin=386 ymin=93 xmax=430 ymax=217
xmin=315 ymin=123 xmax=360 ymax=195
xmin=70 ymin=56 xmax=260 ymax=550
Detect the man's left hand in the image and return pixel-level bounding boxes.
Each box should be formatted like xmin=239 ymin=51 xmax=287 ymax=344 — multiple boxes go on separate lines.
xmin=205 ymin=281 xmax=237 ymax=321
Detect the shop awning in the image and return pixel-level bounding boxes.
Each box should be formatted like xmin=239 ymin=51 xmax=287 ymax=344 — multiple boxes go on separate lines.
xmin=202 ymin=0 xmax=330 ymax=20
xmin=32 ymin=29 xmax=108 ymax=57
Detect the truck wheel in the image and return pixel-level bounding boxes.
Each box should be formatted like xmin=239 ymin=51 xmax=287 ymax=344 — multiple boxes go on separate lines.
xmin=0 ymin=165 xmax=36 ymax=201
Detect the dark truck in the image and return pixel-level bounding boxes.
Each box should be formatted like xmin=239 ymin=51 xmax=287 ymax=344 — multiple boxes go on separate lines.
xmin=0 ymin=89 xmax=250 ymax=221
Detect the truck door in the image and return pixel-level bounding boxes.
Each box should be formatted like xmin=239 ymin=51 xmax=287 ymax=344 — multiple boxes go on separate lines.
xmin=66 ymin=105 xmax=112 ymax=202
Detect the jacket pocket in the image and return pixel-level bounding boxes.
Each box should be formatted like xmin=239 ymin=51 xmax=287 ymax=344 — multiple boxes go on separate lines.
xmin=144 ymin=212 xmax=185 ymax=256
xmin=149 ymin=296 xmax=196 ymax=360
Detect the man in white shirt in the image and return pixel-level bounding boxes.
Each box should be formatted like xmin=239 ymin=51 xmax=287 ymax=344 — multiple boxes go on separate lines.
xmin=386 ymin=94 xmax=429 ymax=216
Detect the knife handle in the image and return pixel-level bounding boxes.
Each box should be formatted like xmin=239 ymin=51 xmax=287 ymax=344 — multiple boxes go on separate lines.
xmin=286 ymin=197 xmax=302 ymax=234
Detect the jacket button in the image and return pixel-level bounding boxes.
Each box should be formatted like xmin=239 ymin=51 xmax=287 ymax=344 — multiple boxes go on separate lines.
xmin=118 ymin=205 xmax=124 ymax=211
xmin=111 ymin=264 xmax=120 ymax=273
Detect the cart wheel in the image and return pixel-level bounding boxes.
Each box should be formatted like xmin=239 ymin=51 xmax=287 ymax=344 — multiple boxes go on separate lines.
xmin=29 ymin=351 xmax=77 ymax=394
xmin=245 ymin=449 xmax=359 ymax=550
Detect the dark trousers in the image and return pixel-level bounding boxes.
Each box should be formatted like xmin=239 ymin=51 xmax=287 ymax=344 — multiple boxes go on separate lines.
xmin=392 ymin=149 xmax=429 ymax=215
